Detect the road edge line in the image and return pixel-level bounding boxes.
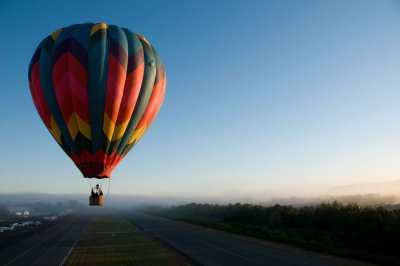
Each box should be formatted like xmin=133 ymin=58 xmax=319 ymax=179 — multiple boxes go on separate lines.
xmin=59 ymin=239 xmax=79 ymax=266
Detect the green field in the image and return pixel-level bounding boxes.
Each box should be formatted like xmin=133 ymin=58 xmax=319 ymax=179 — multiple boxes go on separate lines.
xmin=66 ymin=235 xmax=192 ymax=266
xmin=66 ymin=214 xmax=192 ymax=265
xmin=85 ymin=213 xmax=139 ymax=233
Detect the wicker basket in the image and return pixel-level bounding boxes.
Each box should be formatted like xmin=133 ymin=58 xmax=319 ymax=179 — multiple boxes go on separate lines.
xmin=89 ymin=195 xmax=103 ymax=206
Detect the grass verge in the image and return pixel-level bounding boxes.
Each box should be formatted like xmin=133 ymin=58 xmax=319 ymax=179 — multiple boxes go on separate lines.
xmin=85 ymin=214 xmax=138 ymax=233
xmin=66 ymin=213 xmax=193 ymax=265
xmin=65 ymin=235 xmax=193 ymax=265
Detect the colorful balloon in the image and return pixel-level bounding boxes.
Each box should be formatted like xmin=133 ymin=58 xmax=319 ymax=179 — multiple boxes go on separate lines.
xmin=28 ymin=23 xmax=166 ymax=178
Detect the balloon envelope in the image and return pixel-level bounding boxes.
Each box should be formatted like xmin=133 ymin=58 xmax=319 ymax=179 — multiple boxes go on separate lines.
xmin=28 ymin=23 xmax=166 ymax=178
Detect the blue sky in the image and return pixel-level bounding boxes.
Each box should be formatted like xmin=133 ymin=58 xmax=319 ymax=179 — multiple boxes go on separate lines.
xmin=1 ymin=0 xmax=400 ymax=199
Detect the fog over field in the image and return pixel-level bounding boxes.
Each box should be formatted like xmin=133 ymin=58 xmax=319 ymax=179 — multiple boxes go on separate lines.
xmin=2 ymin=179 xmax=400 ymax=208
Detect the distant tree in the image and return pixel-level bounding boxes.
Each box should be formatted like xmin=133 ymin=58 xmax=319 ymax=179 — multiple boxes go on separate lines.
xmin=0 ymin=203 xmax=11 ymax=218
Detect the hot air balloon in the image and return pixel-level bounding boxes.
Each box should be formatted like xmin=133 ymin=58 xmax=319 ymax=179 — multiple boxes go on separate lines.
xmin=28 ymin=23 xmax=166 ymax=205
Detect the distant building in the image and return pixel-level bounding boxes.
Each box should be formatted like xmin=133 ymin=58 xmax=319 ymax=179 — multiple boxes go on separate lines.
xmin=8 ymin=207 xmax=32 ymax=217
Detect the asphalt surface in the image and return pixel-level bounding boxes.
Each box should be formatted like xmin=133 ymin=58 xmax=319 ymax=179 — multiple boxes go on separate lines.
xmin=125 ymin=212 xmax=344 ymax=266
xmin=0 ymin=215 xmax=90 ymax=266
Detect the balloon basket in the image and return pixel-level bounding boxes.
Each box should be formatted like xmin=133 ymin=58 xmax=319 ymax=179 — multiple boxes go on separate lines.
xmin=89 ymin=195 xmax=103 ymax=206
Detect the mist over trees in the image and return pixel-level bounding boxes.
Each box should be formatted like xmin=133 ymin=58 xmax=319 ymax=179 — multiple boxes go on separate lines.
xmin=267 ymin=193 xmax=399 ymax=206
xmin=0 ymin=200 xmax=86 ymax=218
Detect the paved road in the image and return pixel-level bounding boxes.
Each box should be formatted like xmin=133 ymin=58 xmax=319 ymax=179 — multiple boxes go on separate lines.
xmin=124 ymin=212 xmax=344 ymax=266
xmin=0 ymin=215 xmax=90 ymax=266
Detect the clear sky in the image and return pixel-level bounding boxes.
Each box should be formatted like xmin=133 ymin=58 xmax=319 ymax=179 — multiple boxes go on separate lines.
xmin=1 ymin=0 xmax=400 ymax=199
